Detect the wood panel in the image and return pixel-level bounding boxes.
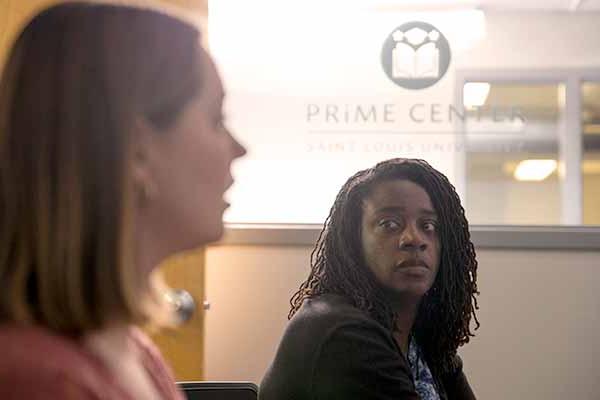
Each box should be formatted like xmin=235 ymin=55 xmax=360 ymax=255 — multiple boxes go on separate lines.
xmin=151 ymin=248 xmax=206 ymax=381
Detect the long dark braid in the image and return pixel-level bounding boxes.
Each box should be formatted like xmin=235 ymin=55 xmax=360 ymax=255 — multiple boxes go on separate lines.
xmin=289 ymin=158 xmax=480 ymax=377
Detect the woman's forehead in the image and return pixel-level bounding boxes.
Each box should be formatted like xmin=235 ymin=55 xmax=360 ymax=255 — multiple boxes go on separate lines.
xmin=366 ymin=180 xmax=433 ymax=208
xmin=198 ymin=48 xmax=224 ymax=100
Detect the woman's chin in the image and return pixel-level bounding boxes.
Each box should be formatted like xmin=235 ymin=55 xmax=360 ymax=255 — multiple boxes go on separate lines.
xmin=206 ymin=226 xmax=225 ymax=244
xmin=198 ymin=221 xmax=225 ymax=245
xmin=170 ymin=223 xmax=225 ymax=255
xmin=381 ymin=282 xmax=432 ymax=301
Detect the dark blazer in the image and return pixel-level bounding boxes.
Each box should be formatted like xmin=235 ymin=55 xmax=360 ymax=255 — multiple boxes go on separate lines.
xmin=259 ymin=294 xmax=475 ymax=400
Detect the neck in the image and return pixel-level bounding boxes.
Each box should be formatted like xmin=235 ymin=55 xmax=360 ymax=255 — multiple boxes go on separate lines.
xmin=83 ymin=322 xmax=136 ymax=364
xmin=389 ymin=295 xmax=421 ymax=356
xmin=135 ymin=220 xmax=166 ymax=278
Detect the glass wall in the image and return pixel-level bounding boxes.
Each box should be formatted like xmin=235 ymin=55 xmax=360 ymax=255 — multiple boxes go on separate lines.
xmin=464 ymin=83 xmax=564 ymax=225
xmin=207 ymin=2 xmax=600 ymax=227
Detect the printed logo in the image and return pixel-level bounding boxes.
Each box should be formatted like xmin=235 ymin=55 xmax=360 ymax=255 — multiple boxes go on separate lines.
xmin=381 ymin=21 xmax=451 ymax=90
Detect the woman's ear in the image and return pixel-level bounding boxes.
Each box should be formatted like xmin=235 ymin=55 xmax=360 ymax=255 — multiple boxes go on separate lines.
xmin=131 ymin=116 xmax=161 ymax=203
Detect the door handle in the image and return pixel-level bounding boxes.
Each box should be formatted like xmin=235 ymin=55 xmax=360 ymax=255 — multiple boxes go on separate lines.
xmin=166 ymin=289 xmax=196 ymax=324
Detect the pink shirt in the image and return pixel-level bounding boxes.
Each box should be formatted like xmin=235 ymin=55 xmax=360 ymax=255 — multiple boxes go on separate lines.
xmin=0 ymin=324 xmax=185 ymax=400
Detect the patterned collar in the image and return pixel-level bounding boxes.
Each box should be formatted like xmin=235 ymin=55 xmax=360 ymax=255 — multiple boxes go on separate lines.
xmin=407 ymin=338 xmax=441 ymax=400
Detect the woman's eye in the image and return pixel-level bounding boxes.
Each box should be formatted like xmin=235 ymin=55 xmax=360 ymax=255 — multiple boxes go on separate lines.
xmin=215 ymin=114 xmax=228 ymax=131
xmin=423 ymin=221 xmax=438 ymax=232
xmin=379 ymin=219 xmax=400 ymax=231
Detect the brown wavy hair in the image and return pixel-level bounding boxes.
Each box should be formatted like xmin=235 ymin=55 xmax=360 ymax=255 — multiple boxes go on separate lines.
xmin=0 ymin=2 xmax=202 ymax=335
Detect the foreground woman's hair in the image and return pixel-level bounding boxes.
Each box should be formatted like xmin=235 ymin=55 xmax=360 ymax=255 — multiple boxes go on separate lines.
xmin=0 ymin=3 xmax=202 ymax=334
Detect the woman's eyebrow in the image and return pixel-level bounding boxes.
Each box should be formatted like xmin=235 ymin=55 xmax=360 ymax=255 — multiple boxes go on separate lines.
xmin=374 ymin=206 xmax=437 ymax=217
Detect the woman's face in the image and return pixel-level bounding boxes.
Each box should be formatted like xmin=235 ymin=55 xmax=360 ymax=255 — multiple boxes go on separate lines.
xmin=360 ymin=179 xmax=441 ymax=300
xmin=138 ymin=48 xmax=246 ymax=253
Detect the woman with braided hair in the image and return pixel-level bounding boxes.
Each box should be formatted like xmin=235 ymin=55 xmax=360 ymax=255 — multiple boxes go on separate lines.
xmin=260 ymin=158 xmax=479 ymax=400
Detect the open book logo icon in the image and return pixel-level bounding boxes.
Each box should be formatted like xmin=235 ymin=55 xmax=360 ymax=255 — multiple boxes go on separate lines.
xmin=381 ymin=22 xmax=451 ymax=90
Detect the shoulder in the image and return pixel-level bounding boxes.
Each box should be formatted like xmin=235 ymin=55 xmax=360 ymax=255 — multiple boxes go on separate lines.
xmin=441 ymin=354 xmax=476 ymax=400
xmin=276 ymin=294 xmax=394 ymax=358
xmin=130 ymin=326 xmax=163 ymax=362
xmin=289 ymin=294 xmax=400 ymax=352
xmin=129 ymin=326 xmax=173 ymax=375
xmin=260 ymin=295 xmax=405 ymax=400
xmin=129 ymin=327 xmax=183 ymax=399
xmin=0 ymin=324 xmax=108 ymax=399
xmin=289 ymin=294 xmax=383 ymax=336
xmin=300 ymin=297 xmax=418 ymax=399
xmin=0 ymin=368 xmax=100 ymax=399
xmin=305 ymin=297 xmax=401 ymax=367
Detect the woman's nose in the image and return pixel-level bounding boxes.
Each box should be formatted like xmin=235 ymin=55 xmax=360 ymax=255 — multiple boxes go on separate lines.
xmin=399 ymin=225 xmax=427 ymax=251
xmin=230 ymin=133 xmax=247 ymax=159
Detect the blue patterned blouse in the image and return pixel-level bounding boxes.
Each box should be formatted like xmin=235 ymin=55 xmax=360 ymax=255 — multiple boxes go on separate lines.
xmin=407 ymin=338 xmax=441 ymax=400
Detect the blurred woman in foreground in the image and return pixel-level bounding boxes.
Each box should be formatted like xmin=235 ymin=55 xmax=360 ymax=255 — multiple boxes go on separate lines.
xmin=0 ymin=2 xmax=245 ymax=398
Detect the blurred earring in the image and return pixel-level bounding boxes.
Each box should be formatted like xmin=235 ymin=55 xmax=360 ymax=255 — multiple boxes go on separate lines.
xmin=137 ymin=182 xmax=153 ymax=205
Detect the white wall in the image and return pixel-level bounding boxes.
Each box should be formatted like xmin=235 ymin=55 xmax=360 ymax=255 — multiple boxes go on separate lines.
xmin=204 ymin=244 xmax=600 ymax=400
xmin=459 ymin=12 xmax=600 ymax=69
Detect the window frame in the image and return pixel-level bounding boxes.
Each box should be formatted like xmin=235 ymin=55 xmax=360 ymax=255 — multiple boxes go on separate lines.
xmin=455 ymin=68 xmax=600 ymax=226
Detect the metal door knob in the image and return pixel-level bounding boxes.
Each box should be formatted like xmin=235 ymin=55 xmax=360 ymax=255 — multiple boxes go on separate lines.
xmin=166 ymin=289 xmax=196 ymax=324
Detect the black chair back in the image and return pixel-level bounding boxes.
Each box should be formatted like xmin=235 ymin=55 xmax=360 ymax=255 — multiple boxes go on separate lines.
xmin=178 ymin=381 xmax=258 ymax=400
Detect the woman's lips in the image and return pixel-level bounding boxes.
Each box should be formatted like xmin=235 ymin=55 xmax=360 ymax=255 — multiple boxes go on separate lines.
xmin=396 ymin=259 xmax=428 ymax=270
xmin=395 ymin=262 xmax=429 ymax=277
